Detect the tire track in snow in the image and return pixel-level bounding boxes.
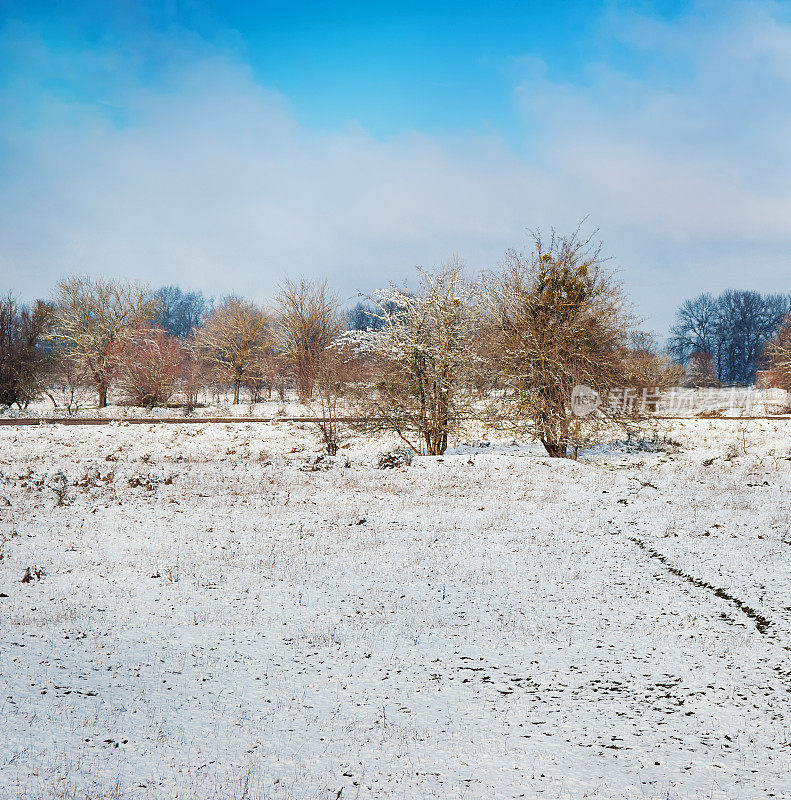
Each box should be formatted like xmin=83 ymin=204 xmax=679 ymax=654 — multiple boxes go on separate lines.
xmin=626 ymin=535 xmax=776 ymax=638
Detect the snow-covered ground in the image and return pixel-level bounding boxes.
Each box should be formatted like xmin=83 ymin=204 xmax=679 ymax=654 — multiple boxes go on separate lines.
xmin=0 ymin=389 xmax=312 ymax=419
xmin=2 ymin=386 xmax=789 ymax=420
xmin=1 ymin=417 xmax=790 ymax=799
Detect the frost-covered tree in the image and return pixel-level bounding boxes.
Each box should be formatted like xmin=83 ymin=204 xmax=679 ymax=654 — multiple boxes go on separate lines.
xmin=680 ymin=351 xmax=720 ymax=388
xmin=347 ymin=302 xmax=383 ymax=332
xmin=353 ymin=258 xmax=478 ymax=455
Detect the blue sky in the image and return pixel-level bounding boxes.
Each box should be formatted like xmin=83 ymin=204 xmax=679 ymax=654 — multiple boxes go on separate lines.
xmin=1 ymin=0 xmax=789 ymax=335
xmin=1 ymin=1 xmax=690 ymax=142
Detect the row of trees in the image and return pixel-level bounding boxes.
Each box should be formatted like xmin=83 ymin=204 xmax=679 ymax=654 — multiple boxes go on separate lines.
xmin=669 ymin=290 xmax=790 ymax=384
xmin=0 ymin=280 xmax=326 ymax=412
xmin=2 ymin=229 xmax=790 ymax=457
xmin=44 ymin=277 xmax=342 ymax=410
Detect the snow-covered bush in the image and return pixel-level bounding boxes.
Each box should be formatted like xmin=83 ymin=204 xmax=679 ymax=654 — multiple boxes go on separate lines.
xmin=47 ymin=471 xmax=70 ymax=506
xmin=112 ymin=325 xmax=184 ymax=407
xmin=21 ymin=565 xmax=46 ymax=583
xmin=377 ymin=447 xmax=413 ymax=469
xmin=128 ymin=473 xmax=173 ymax=490
xmin=299 ymin=454 xmax=334 ymax=472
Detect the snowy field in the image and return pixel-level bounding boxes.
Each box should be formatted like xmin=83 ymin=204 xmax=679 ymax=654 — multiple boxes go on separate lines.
xmin=1 ymin=416 xmax=790 ymax=800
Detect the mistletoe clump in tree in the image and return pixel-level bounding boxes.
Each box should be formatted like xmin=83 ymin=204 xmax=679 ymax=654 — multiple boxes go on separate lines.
xmin=485 ymin=227 xmax=634 ymax=458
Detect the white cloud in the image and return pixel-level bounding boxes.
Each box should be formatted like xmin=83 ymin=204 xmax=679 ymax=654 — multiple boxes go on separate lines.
xmin=1 ymin=1 xmax=790 ymax=336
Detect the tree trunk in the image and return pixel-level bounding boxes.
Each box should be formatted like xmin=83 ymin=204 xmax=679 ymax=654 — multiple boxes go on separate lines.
xmin=298 ymin=373 xmax=312 ymax=402
xmin=98 ymin=385 xmax=107 ymax=408
xmin=233 ymin=379 xmax=240 ymax=404
xmin=425 ymin=428 xmax=448 ymax=456
xmin=541 ymin=438 xmax=567 ymax=458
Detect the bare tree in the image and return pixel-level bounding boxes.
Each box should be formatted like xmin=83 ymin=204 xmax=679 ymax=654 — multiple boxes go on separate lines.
xmin=0 ymin=295 xmax=49 ymax=408
xmin=275 ymin=279 xmax=343 ymax=402
xmin=154 ymin=286 xmax=211 ymax=338
xmin=623 ymin=333 xmax=684 ymax=407
xmin=680 ymin=351 xmax=720 ymax=388
xmin=714 ymin=290 xmax=789 ymax=383
xmin=764 ymin=313 xmax=791 ymax=391
xmin=311 ymin=339 xmax=360 ymax=455
xmin=484 ymin=228 xmax=633 ymax=458
xmin=179 ymin=333 xmax=207 ymax=412
xmin=50 ymin=276 xmax=157 ymax=408
xmin=198 ymin=296 xmax=270 ymax=404
xmin=44 ymin=350 xmax=90 ymax=415
xmin=668 ymin=293 xmax=720 ymax=364
xmin=242 ymin=319 xmax=284 ymax=402
xmin=353 ymin=258 xmax=479 ymax=456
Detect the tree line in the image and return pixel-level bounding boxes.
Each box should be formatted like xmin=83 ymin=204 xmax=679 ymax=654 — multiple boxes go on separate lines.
xmin=2 ymin=228 xmax=790 ymax=457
